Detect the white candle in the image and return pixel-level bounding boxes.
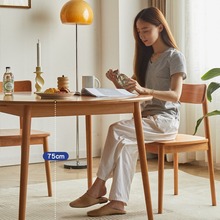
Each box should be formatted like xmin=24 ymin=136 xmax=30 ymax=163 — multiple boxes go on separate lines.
xmin=37 ymin=40 xmax=41 ymax=67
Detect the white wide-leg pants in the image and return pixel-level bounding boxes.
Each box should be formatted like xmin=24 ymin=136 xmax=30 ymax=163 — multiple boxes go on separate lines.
xmin=97 ymin=114 xmax=179 ymax=205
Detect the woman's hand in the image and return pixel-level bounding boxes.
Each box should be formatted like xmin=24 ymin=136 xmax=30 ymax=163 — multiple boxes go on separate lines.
xmin=106 ymin=69 xmax=117 ymax=81
xmin=124 ymin=78 xmax=150 ymax=94
xmin=124 ymin=73 xmax=184 ymax=100
xmin=106 ymin=69 xmax=122 ymax=88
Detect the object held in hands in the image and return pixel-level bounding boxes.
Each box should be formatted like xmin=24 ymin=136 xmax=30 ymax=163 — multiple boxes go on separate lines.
xmin=113 ymin=70 xmax=130 ymax=88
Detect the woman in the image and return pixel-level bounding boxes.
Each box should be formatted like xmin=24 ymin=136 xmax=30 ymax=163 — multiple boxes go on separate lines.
xmin=70 ymin=7 xmax=187 ymax=217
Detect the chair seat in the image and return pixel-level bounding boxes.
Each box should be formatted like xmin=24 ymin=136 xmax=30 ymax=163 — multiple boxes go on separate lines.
xmin=146 ymin=134 xmax=208 ymax=154
xmin=0 ymin=129 xmax=50 ymax=137
xmin=151 ymin=134 xmax=207 ymax=145
xmin=0 ymin=129 xmax=50 ymax=147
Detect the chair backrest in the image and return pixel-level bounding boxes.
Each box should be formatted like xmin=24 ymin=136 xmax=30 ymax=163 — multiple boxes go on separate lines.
xmin=180 ymin=84 xmax=210 ymax=139
xmin=180 ymin=84 xmax=206 ymax=104
xmin=0 ymin=80 xmax=32 ymax=129
xmin=0 ymin=80 xmax=32 ymax=92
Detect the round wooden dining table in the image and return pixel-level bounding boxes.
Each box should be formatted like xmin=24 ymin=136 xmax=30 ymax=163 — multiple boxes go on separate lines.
xmin=0 ymin=92 xmax=154 ymax=220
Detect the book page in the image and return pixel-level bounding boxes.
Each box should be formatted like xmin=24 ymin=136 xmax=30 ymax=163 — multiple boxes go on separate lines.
xmin=81 ymin=88 xmax=137 ymax=97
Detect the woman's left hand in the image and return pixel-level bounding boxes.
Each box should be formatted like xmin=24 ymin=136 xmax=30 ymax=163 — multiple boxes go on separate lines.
xmin=124 ymin=78 xmax=145 ymax=94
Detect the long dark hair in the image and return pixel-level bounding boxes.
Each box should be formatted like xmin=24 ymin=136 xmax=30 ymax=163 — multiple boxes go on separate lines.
xmin=133 ymin=7 xmax=178 ymax=86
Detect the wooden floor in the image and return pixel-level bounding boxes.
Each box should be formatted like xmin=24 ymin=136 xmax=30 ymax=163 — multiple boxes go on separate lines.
xmin=0 ymin=157 xmax=219 ymax=188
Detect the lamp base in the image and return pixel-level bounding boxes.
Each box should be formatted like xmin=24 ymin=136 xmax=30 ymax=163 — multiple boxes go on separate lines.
xmin=64 ymin=160 xmax=87 ymax=169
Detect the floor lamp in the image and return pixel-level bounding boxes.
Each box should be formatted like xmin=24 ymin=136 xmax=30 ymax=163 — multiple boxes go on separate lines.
xmin=60 ymin=0 xmax=93 ymax=169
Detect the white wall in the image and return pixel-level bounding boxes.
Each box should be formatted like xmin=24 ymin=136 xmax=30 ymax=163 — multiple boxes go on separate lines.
xmin=0 ymin=0 xmax=148 ymax=166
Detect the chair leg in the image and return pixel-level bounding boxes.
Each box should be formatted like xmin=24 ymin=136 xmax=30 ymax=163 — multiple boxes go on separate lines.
xmin=158 ymin=147 xmax=165 ymax=214
xmin=206 ymin=148 xmax=216 ymax=206
xmin=43 ymin=137 xmax=52 ymax=197
xmin=173 ymin=153 xmax=178 ymax=195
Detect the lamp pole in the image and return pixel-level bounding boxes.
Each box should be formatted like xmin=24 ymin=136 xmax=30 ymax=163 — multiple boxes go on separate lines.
xmin=60 ymin=0 xmax=93 ymax=169
xmin=75 ymin=24 xmax=80 ymax=95
xmin=64 ymin=24 xmax=87 ymax=169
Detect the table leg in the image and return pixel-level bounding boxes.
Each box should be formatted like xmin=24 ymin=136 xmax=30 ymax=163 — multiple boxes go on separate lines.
xmin=19 ymin=106 xmax=31 ymax=220
xmin=133 ymin=102 xmax=153 ymax=220
xmin=85 ymin=115 xmax=92 ymax=188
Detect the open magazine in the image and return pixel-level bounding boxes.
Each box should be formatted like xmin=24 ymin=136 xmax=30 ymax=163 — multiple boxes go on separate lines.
xmin=81 ymin=88 xmax=137 ymax=97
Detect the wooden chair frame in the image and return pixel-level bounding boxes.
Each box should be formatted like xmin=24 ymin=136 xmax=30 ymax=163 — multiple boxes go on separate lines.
xmin=0 ymin=80 xmax=52 ymax=196
xmin=145 ymin=84 xmax=216 ymax=213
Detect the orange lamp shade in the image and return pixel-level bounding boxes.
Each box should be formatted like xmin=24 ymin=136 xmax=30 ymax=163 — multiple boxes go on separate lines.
xmin=60 ymin=0 xmax=93 ymax=25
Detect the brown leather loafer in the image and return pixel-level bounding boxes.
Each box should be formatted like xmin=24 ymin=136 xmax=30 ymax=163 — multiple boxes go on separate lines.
xmin=87 ymin=205 xmax=126 ymax=217
xmin=69 ymin=193 xmax=108 ymax=208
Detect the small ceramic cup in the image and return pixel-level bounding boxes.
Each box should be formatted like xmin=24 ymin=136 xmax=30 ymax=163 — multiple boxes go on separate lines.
xmin=82 ymin=75 xmax=101 ymax=88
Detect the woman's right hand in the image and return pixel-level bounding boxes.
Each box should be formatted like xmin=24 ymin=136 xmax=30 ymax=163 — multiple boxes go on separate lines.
xmin=106 ymin=69 xmax=116 ymax=80
xmin=106 ymin=69 xmax=122 ymax=88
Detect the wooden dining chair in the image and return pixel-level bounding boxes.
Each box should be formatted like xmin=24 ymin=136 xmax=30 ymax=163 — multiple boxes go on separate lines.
xmin=0 ymin=80 xmax=52 ymax=197
xmin=145 ymin=84 xmax=216 ymax=213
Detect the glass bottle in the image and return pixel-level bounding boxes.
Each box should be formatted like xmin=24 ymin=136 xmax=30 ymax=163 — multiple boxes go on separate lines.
xmin=113 ymin=70 xmax=129 ymax=87
xmin=3 ymin=67 xmax=14 ymax=95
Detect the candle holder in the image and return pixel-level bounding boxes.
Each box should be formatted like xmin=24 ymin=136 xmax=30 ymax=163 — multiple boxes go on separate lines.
xmin=34 ymin=66 xmax=44 ymax=92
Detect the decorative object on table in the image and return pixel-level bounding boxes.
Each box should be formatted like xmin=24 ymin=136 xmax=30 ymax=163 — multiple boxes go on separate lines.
xmin=0 ymin=0 xmax=31 ymax=9
xmin=194 ymin=68 xmax=220 ymax=134
xmin=60 ymin=0 xmax=93 ymax=169
xmin=34 ymin=40 xmax=44 ymax=92
xmin=3 ymin=66 xmax=14 ymax=96
xmin=57 ymin=75 xmax=70 ymax=90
